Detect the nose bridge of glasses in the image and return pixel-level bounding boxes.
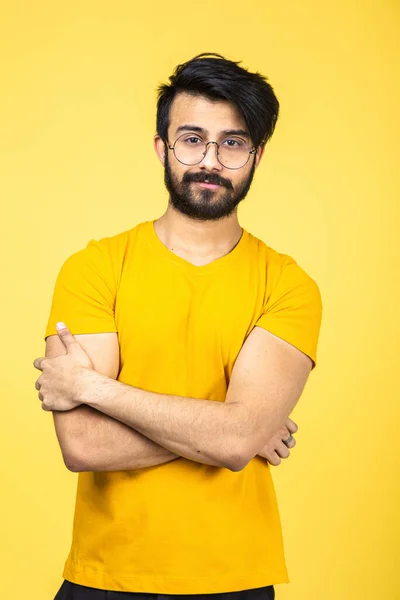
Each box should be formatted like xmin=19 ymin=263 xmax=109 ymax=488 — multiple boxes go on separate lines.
xmin=202 ymin=140 xmax=220 ymax=164
xmin=205 ymin=140 xmax=219 ymax=151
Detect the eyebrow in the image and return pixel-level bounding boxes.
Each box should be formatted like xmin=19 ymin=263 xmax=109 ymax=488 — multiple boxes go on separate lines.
xmin=175 ymin=125 xmax=251 ymax=139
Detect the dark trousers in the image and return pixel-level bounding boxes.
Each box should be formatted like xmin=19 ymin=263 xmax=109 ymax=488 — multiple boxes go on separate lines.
xmin=54 ymin=580 xmax=275 ymax=600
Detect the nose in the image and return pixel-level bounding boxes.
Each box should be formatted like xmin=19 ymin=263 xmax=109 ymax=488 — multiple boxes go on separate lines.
xmin=199 ymin=141 xmax=222 ymax=171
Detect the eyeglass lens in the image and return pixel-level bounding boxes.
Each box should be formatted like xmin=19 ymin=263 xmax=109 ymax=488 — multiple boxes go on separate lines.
xmin=173 ymin=134 xmax=251 ymax=169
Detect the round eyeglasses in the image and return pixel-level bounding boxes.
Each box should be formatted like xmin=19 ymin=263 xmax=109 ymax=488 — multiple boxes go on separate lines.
xmin=168 ymin=133 xmax=256 ymax=170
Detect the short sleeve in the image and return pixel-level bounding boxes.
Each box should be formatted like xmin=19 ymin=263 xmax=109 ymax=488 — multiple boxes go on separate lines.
xmin=255 ymin=261 xmax=323 ymax=369
xmin=44 ymin=239 xmax=117 ymax=341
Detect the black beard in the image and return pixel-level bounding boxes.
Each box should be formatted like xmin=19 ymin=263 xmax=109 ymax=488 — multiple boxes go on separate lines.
xmin=164 ymin=151 xmax=256 ymax=221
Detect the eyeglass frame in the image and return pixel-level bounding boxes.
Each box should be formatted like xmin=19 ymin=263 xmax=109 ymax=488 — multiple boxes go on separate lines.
xmin=167 ymin=133 xmax=257 ymax=171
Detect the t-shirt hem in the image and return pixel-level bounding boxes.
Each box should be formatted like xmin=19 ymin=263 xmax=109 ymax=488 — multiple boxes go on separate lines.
xmin=63 ymin=563 xmax=290 ymax=594
xmin=254 ymin=320 xmax=317 ymax=367
xmin=44 ymin=323 xmax=117 ymax=341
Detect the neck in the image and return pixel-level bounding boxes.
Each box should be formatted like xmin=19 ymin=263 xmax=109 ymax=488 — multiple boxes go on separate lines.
xmin=154 ymin=204 xmax=243 ymax=263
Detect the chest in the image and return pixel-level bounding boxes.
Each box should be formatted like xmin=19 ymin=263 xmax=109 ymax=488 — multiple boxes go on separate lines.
xmin=114 ymin=258 xmax=266 ymax=395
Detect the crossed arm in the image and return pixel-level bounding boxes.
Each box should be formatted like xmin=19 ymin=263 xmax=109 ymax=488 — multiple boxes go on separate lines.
xmin=46 ymin=332 xmax=180 ymax=472
xmin=45 ymin=327 xmax=312 ymax=472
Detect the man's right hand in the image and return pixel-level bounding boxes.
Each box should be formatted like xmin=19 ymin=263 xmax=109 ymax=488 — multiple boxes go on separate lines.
xmin=257 ymin=418 xmax=298 ymax=466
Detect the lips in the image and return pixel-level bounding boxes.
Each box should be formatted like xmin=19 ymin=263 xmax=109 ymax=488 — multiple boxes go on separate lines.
xmin=195 ymin=182 xmax=221 ymax=189
xmin=183 ymin=172 xmax=232 ymax=189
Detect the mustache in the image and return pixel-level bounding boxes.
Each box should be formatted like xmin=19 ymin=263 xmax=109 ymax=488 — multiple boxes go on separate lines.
xmin=182 ymin=171 xmax=233 ymax=190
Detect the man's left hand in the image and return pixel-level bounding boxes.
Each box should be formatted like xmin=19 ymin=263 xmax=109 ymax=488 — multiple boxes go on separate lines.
xmin=33 ymin=323 xmax=94 ymax=412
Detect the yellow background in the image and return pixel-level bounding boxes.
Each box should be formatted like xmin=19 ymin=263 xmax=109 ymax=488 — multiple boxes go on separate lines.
xmin=1 ymin=1 xmax=398 ymax=598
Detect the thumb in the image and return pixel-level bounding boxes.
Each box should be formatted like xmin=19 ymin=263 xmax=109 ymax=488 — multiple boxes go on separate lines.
xmin=56 ymin=322 xmax=77 ymax=351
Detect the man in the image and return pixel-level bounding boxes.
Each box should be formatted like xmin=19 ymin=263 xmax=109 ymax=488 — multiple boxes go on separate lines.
xmin=34 ymin=53 xmax=322 ymax=600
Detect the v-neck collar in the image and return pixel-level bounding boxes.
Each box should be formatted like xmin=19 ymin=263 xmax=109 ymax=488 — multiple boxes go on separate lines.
xmin=146 ymin=219 xmax=249 ymax=274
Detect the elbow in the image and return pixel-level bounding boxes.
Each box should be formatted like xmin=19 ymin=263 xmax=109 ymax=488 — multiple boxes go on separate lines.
xmin=54 ymin=414 xmax=94 ymax=472
xmin=222 ymin=406 xmax=261 ymax=472
xmin=61 ymin=443 xmax=92 ymax=473
xmin=64 ymin=459 xmax=83 ymax=473
xmin=226 ymin=459 xmax=245 ymax=473
xmin=225 ymin=454 xmax=248 ymax=472
xmin=223 ymin=430 xmax=264 ymax=471
xmin=63 ymin=452 xmax=87 ymax=473
xmin=223 ymin=440 xmax=252 ymax=472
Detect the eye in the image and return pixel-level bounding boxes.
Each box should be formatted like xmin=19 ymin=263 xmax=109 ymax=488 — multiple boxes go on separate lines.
xmin=222 ymin=138 xmax=245 ymax=148
xmin=183 ymin=136 xmax=202 ymax=145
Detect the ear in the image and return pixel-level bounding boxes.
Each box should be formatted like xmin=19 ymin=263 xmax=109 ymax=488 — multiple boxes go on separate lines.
xmin=254 ymin=143 xmax=266 ymax=170
xmin=154 ymin=135 xmax=167 ymax=166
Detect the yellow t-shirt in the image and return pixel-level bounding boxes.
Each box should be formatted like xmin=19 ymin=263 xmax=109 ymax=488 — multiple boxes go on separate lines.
xmin=44 ymin=220 xmax=322 ymax=594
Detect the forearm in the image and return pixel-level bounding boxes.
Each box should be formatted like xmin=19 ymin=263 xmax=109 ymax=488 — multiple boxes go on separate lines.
xmin=77 ymin=370 xmax=244 ymax=471
xmin=54 ymin=405 xmax=179 ymax=472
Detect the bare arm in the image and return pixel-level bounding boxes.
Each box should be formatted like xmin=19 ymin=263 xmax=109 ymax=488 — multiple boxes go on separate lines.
xmin=72 ymin=327 xmax=312 ymax=471
xmin=46 ymin=333 xmax=179 ymax=472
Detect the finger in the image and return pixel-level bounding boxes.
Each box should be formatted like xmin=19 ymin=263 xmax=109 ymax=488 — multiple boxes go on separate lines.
xmin=35 ymin=379 xmax=41 ymax=391
xmin=275 ymin=441 xmax=291 ymax=459
xmin=286 ymin=418 xmax=298 ymax=434
xmin=279 ymin=426 xmax=290 ymax=439
xmin=33 ymin=357 xmax=45 ymax=371
xmin=268 ymin=452 xmax=282 ymax=467
xmin=281 ymin=432 xmax=296 ymax=449
xmin=285 ymin=436 xmax=296 ymax=449
xmin=56 ymin=322 xmax=78 ymax=352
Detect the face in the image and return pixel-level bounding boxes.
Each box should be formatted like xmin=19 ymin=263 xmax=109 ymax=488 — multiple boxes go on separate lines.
xmin=154 ymin=93 xmax=264 ymax=221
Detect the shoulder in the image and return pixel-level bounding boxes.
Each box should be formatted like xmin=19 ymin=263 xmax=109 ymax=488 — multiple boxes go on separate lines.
xmin=246 ymin=230 xmax=321 ymax=300
xmin=62 ymin=221 xmax=148 ymax=268
xmin=247 ymin=232 xmax=323 ymax=367
xmin=84 ymin=221 xmax=148 ymax=257
xmin=52 ymin=222 xmax=149 ymax=295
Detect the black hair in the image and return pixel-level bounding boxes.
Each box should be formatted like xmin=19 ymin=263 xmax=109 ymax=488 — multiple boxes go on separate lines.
xmin=156 ymin=52 xmax=279 ymax=148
